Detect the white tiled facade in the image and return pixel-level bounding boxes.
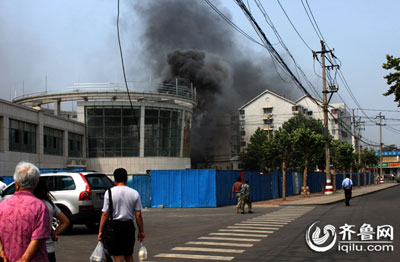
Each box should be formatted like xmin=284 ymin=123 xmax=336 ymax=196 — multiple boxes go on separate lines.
xmin=239 ymin=90 xmax=352 ymax=151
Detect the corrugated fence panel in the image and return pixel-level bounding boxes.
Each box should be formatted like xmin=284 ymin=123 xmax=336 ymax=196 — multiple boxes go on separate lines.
xmin=271 ymin=171 xmax=280 ymax=199
xmin=284 ymin=171 xmax=295 ymax=197
xmin=307 ymin=172 xmax=323 ymax=193
xmin=216 ymin=171 xmax=241 ymax=207
xmin=182 ymin=170 xmax=217 ymax=207
xmin=247 ymin=171 xmax=270 ymax=202
xmin=151 ymin=170 xmax=217 ymax=208
xmin=151 ymin=170 xmax=182 ymax=208
xmin=128 ymin=175 xmax=151 ymax=208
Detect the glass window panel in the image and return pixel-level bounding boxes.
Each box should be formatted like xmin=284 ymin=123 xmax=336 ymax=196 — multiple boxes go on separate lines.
xmin=9 ymin=119 xmax=36 ymax=153
xmin=105 ymin=127 xmax=121 ymax=137
xmin=105 ymin=117 xmax=121 ymax=127
xmin=104 ymin=108 xmax=121 ymax=116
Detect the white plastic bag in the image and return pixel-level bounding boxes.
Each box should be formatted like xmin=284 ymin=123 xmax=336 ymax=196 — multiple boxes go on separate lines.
xmin=138 ymin=242 xmax=148 ymax=261
xmin=90 ymin=241 xmax=106 ymax=262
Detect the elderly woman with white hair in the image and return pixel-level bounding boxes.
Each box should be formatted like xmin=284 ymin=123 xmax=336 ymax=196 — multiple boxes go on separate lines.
xmin=0 ymin=161 xmax=50 ymax=262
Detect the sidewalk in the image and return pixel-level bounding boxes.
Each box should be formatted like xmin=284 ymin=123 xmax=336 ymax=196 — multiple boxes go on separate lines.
xmin=253 ymin=182 xmax=399 ymax=207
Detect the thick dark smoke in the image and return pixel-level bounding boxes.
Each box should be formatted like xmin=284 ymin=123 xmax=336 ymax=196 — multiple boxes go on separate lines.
xmin=133 ymin=0 xmax=299 ymax=167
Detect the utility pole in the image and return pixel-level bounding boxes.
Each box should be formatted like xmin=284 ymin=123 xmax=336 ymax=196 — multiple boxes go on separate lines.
xmin=376 ymin=112 xmax=385 ymax=184
xmin=352 ymin=109 xmax=357 ymax=153
xmin=313 ymin=40 xmax=338 ymax=195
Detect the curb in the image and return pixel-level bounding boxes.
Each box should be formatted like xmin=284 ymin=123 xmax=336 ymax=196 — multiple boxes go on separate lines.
xmin=280 ymin=183 xmax=399 ymax=206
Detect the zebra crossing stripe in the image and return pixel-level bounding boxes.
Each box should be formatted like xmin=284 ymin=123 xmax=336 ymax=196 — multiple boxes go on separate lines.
xmin=227 ymin=226 xmax=279 ymax=230
xmin=245 ymin=221 xmax=288 ymax=225
xmin=219 ymin=229 xmax=274 ymax=234
xmin=198 ymin=236 xmax=261 ymax=242
xmin=172 ymin=247 xmax=245 ymax=253
xmin=186 ymin=241 xmax=254 ymax=247
xmin=154 ymin=253 xmax=234 ymax=261
xmin=237 ymin=223 xmax=284 ymax=227
xmin=209 ymin=232 xmax=268 ymax=237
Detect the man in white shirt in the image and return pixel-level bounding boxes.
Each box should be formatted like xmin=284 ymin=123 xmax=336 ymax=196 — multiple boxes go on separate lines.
xmin=342 ymin=174 xmax=353 ymax=206
xmin=0 ymin=177 xmax=7 ymax=192
xmin=98 ymin=168 xmax=145 ymax=262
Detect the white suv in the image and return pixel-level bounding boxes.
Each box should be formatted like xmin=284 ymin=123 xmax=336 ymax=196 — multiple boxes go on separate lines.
xmin=0 ymin=171 xmax=114 ymax=231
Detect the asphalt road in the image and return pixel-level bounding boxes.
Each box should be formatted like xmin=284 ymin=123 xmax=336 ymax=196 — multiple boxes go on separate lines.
xmin=56 ymin=184 xmax=400 ymax=262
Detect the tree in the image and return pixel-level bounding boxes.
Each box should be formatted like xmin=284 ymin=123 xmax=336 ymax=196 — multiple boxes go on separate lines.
xmin=362 ymin=148 xmax=379 ymax=184
xmin=291 ymin=127 xmax=325 ymax=196
xmin=330 ymin=140 xmax=348 ymax=192
xmin=272 ymin=128 xmax=293 ymax=200
xmin=382 ymin=54 xmax=400 ymax=106
xmin=334 ymin=141 xmax=354 ymax=177
xmin=239 ymin=128 xmax=268 ymax=171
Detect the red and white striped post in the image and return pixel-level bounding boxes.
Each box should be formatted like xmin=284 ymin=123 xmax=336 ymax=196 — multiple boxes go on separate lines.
xmin=325 ymin=178 xmax=333 ymax=195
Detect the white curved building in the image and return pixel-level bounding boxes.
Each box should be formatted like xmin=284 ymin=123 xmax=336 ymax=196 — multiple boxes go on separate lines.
xmin=13 ymin=82 xmax=197 ymax=174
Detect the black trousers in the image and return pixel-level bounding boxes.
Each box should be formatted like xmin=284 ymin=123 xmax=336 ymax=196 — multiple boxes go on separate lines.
xmin=344 ymin=188 xmax=352 ymax=206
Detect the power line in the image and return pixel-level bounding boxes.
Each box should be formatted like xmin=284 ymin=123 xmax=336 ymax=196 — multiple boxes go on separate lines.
xmin=276 ymin=0 xmax=313 ymax=51
xmin=117 ymin=0 xmax=140 ymax=140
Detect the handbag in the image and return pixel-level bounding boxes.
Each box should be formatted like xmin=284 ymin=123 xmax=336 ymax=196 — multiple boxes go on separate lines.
xmin=102 ymin=189 xmax=114 ymax=247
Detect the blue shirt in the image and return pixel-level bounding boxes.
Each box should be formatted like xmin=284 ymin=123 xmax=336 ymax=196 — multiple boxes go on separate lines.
xmin=342 ymin=178 xmax=353 ymax=189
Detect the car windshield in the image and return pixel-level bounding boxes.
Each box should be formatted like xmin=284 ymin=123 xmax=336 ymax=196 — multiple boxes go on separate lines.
xmin=85 ymin=174 xmax=114 ymax=190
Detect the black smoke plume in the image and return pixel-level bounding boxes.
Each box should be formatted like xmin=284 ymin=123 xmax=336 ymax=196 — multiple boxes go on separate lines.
xmin=133 ymin=0 xmax=298 ymax=167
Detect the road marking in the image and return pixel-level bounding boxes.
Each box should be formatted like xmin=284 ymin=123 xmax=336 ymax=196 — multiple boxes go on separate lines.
xmin=210 ymin=232 xmax=268 ymax=237
xmin=198 ymin=236 xmax=261 ymax=242
xmin=245 ymin=221 xmax=288 ymax=225
xmin=237 ymin=223 xmax=284 ymax=227
xmin=155 ymin=253 xmax=234 ymax=261
xmin=186 ymin=241 xmax=254 ymax=247
xmin=172 ymin=247 xmax=245 ymax=253
xmin=219 ymin=229 xmax=274 ymax=234
xmin=227 ymin=226 xmax=280 ymax=230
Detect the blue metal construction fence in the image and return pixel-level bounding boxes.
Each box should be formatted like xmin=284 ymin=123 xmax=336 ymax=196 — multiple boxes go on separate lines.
xmin=147 ymin=170 xmax=376 ymax=208
xmin=1 ymin=170 xmax=376 ymax=208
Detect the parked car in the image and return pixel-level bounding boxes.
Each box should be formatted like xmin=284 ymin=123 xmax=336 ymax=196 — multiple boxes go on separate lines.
xmin=0 ymin=171 xmax=114 ymax=231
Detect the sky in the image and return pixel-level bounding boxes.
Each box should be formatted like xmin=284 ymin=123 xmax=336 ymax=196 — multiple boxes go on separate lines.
xmin=1 ymin=0 xmax=400 ymax=148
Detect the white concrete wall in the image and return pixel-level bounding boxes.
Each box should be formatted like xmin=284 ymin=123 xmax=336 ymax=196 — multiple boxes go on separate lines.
xmin=240 ymin=91 xmax=294 ymax=149
xmin=86 ymin=157 xmax=191 ymax=175
xmin=0 ymin=99 xmax=85 ymax=177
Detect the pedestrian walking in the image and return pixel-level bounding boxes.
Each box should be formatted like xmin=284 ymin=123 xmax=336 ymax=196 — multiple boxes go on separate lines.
xmin=342 ymin=173 xmax=353 ymax=206
xmin=231 ymin=177 xmax=242 ymax=214
xmin=33 ymin=177 xmax=70 ymax=262
xmin=240 ymin=179 xmax=252 ymax=214
xmin=98 ymin=168 xmax=145 ymax=262
xmin=0 ymin=177 xmax=7 ymax=192
xmin=0 ymin=161 xmax=50 ymax=262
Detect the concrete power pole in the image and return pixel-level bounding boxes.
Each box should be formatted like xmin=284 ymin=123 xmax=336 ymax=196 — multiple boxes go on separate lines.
xmin=376 ymin=112 xmax=385 ymax=183
xmin=314 ymin=40 xmax=338 ymax=195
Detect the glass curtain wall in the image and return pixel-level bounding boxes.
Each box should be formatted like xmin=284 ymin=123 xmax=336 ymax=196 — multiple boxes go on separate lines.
xmin=86 ymin=107 xmax=140 ymax=157
xmin=144 ymin=108 xmax=182 ymax=157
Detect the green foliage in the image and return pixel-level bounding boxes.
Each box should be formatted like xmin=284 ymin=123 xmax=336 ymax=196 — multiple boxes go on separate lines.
xmin=361 ymin=148 xmax=379 ymax=168
xmin=382 ymin=54 xmax=400 ymax=106
xmin=239 ymin=114 xmax=326 ymax=173
xmin=239 ymin=128 xmax=268 ymax=171
xmin=330 ymin=140 xmax=353 ymax=171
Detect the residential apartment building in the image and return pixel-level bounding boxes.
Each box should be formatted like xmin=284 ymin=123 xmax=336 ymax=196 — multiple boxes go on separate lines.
xmin=239 ymin=89 xmax=352 ymax=151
